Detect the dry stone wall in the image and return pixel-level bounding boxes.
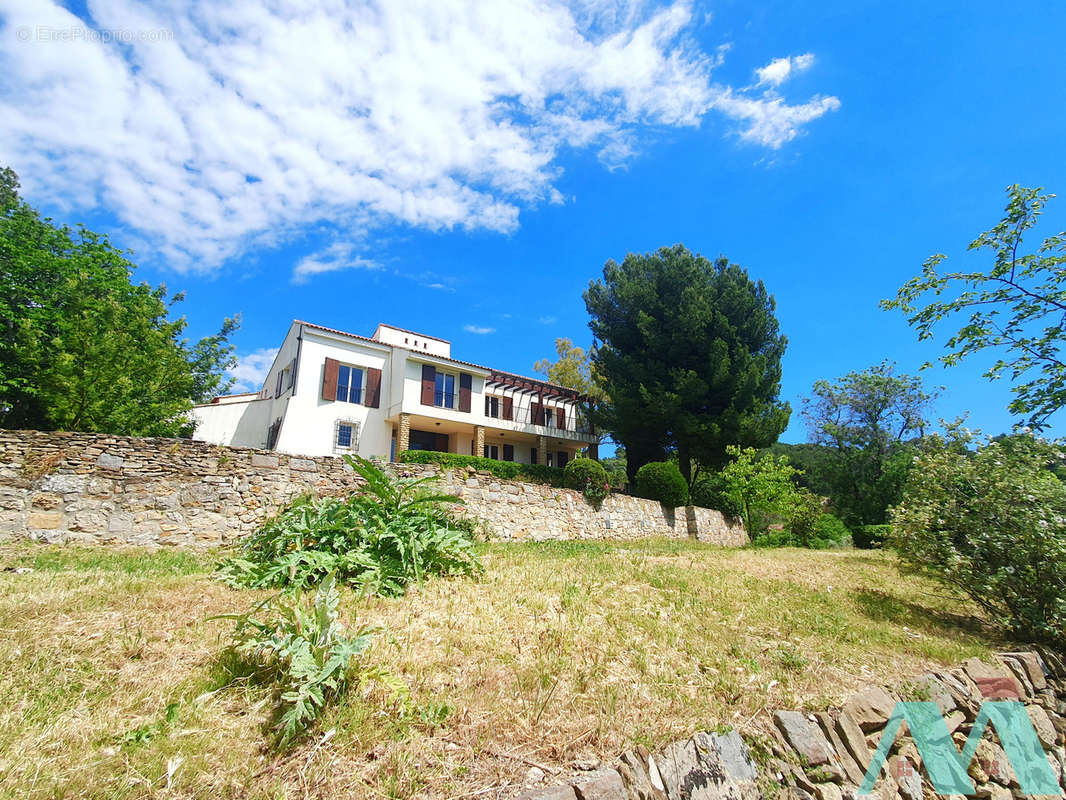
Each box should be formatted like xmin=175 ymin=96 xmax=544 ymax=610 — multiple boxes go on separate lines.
xmin=516 ymin=648 xmax=1066 ymax=800
xmin=0 ymin=430 xmax=747 ymax=547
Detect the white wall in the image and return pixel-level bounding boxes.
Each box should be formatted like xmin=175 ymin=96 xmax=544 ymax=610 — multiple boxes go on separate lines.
xmin=275 ymin=327 xmax=393 ymax=458
xmin=372 ymin=324 xmax=450 ymax=358
xmin=191 ymin=397 xmax=275 ymax=448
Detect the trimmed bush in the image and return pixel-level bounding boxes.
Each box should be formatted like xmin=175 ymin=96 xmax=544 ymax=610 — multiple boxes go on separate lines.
xmin=398 ymin=450 xmax=565 ymax=488
xmin=563 ymin=457 xmax=608 ymax=491
xmin=853 ymin=524 xmax=889 ymax=549
xmin=634 ymin=461 xmax=689 ymax=507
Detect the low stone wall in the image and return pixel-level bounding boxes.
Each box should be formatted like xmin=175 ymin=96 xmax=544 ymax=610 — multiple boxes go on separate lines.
xmin=518 ymin=648 xmax=1066 ymax=800
xmin=0 ymin=430 xmax=747 ymax=547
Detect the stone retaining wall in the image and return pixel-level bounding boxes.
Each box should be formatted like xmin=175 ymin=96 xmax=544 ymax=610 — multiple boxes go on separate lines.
xmin=517 ymin=648 xmax=1066 ymax=800
xmin=0 ymin=430 xmax=747 ymax=547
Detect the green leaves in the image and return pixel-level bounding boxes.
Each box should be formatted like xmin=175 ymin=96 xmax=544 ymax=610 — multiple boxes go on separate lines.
xmin=584 ymin=244 xmax=790 ymax=482
xmin=215 ymin=575 xmax=406 ymax=746
xmin=0 ymin=165 xmax=237 ymax=435
xmin=215 ymin=458 xmax=482 ymax=595
xmin=882 ymin=184 xmax=1066 ymax=428
xmin=891 ymin=432 xmax=1066 ymax=647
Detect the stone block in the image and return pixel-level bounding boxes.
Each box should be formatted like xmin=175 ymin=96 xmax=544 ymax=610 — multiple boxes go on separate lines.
xmin=775 ymin=711 xmax=832 ymax=766
xmin=514 ymin=785 xmax=577 ymax=800
xmin=96 ymin=452 xmax=124 ymax=469
xmin=842 ymin=687 xmax=897 ymax=732
xmin=571 ymin=768 xmax=625 ymax=800
xmin=250 ymin=453 xmax=279 ymax=468
xmin=914 ymin=673 xmax=956 ymax=713
xmin=1027 ymin=704 xmax=1058 ymax=748
xmin=1001 ymin=651 xmax=1048 ymax=692
xmin=39 ymin=473 xmax=85 ymax=494
xmin=27 ymin=510 xmax=63 ymax=529
xmin=289 ymin=458 xmax=317 ymax=472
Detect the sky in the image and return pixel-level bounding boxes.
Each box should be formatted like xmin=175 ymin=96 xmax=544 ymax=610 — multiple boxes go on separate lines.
xmin=2 ymin=0 xmax=1066 ymax=443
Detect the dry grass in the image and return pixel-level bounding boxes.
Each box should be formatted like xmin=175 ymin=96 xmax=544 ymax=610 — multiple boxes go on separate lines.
xmin=0 ymin=539 xmax=1003 ymax=799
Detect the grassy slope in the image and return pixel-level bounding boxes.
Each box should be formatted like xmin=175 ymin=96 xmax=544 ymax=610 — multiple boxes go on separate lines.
xmin=0 ymin=540 xmax=1001 ymax=799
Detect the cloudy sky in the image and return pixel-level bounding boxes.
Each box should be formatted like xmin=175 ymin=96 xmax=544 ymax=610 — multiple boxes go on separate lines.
xmin=3 ymin=0 xmax=1066 ymax=439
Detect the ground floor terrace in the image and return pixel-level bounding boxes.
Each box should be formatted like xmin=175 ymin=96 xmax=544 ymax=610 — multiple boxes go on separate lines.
xmin=388 ymin=412 xmax=597 ymax=467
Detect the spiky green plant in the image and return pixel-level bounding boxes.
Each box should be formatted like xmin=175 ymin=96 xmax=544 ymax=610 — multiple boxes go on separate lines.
xmin=216 ymin=455 xmax=482 ymax=594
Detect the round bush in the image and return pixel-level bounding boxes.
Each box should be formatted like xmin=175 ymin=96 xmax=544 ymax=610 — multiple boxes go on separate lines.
xmin=635 ymin=461 xmax=689 ymax=507
xmin=563 ymin=457 xmax=608 ymax=491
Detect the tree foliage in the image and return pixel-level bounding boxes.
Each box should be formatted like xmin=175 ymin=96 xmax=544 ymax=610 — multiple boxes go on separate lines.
xmin=0 ymin=166 xmax=237 ymax=435
xmin=801 ymin=362 xmax=937 ymax=527
xmin=584 ymin=245 xmax=790 ymax=484
xmin=882 ymin=184 xmax=1066 ymax=429
xmin=892 ymin=431 xmax=1066 ymax=647
xmin=533 ymin=337 xmax=606 ymax=402
xmin=715 ymin=445 xmax=803 ymax=539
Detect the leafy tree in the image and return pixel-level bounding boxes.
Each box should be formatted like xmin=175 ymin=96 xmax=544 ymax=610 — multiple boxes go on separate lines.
xmin=0 ymin=166 xmax=238 ymax=435
xmin=882 ymin=184 xmax=1066 ymax=429
xmin=801 ymin=362 xmax=937 ymax=528
xmin=892 ymin=431 xmax=1066 ymax=647
xmin=716 ymin=445 xmax=802 ymax=538
xmin=584 ymin=245 xmax=790 ymax=484
xmin=533 ymin=337 xmax=607 ymax=402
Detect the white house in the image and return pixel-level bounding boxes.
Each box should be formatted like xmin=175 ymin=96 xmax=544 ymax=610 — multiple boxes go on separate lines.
xmin=191 ymin=321 xmax=598 ymax=466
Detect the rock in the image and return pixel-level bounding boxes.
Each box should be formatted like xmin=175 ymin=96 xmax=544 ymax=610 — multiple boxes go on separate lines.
xmin=943 ymin=710 xmax=966 ymax=735
xmin=27 ymin=510 xmax=63 ymax=530
xmin=696 ymin=730 xmax=759 ymax=782
xmin=1027 ymin=705 xmax=1058 ymax=748
xmin=812 ymin=783 xmax=842 ymax=800
xmin=96 ymin=452 xmax=124 ymax=469
xmin=836 ymin=709 xmax=877 ymax=777
xmin=617 ymin=749 xmax=666 ymax=800
xmin=963 ymin=659 xmax=1022 ymax=700
xmin=527 ymin=766 xmax=546 ymax=783
xmin=842 ymin=687 xmax=897 ymax=732
xmin=971 ymin=783 xmax=1010 ymax=800
xmin=515 ymin=785 xmax=578 ymax=800
xmin=814 ymin=712 xmax=866 ymax=785
xmin=656 ymin=735 xmax=758 ymax=800
xmin=775 ymin=711 xmax=832 ymax=766
xmin=889 ymin=756 xmax=923 ymax=800
xmin=249 ymin=453 xmax=279 ymax=468
xmin=289 ymin=458 xmax=317 ymax=472
xmin=571 ymin=768 xmax=626 ymax=800
xmin=970 ymin=740 xmax=1014 ymax=787
xmin=914 ymin=674 xmax=956 ymax=714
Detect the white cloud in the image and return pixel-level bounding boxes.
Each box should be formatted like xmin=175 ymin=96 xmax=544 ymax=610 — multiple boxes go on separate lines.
xmin=464 ymin=324 xmax=496 ymax=335
xmin=0 ymin=1 xmax=840 ymax=273
xmin=755 ymin=53 xmax=815 ymax=87
xmin=227 ymin=347 xmax=279 ymax=393
xmin=291 ymin=242 xmax=378 ymax=284
xmin=539 ymin=315 xmax=558 ymax=324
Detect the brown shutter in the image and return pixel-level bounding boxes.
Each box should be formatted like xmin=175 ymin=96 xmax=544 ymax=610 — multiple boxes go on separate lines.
xmin=322 ymin=358 xmax=340 ymax=401
xmin=458 ymin=373 xmax=472 ymax=412
xmin=502 ymin=396 xmax=513 ymax=420
xmin=531 ymin=402 xmax=541 ymax=424
xmin=421 ymin=364 xmax=436 ymax=405
xmin=437 ymin=433 xmax=450 ymax=452
xmin=556 ymin=407 xmax=566 ymax=429
xmin=364 ymin=367 xmax=382 ymax=408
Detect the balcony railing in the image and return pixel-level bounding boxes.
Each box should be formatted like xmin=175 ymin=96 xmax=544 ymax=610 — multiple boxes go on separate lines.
xmin=482 ymin=393 xmax=596 ymax=437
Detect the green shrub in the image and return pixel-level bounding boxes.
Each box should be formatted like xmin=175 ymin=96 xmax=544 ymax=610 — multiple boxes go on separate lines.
xmin=635 ymin=461 xmax=689 ymax=507
xmin=216 ymin=455 xmax=482 ymax=595
xmin=854 ymin=524 xmax=889 ymax=549
xmin=563 ymin=457 xmax=608 ymax=490
xmin=213 ymin=575 xmax=407 ymax=745
xmin=892 ymin=433 xmax=1066 ymax=647
xmin=398 ymin=450 xmax=565 ymax=488
xmin=690 ymin=473 xmax=743 ymax=517
xmin=811 ymin=513 xmax=851 ymax=549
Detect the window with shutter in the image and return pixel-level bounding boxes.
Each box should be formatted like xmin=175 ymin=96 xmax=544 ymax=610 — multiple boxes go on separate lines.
xmin=502 ymin=396 xmax=513 ymax=420
xmin=421 ymin=364 xmax=436 ymax=405
xmin=458 ymin=373 xmax=472 ymax=412
xmin=322 ymin=358 xmax=340 ymax=401
xmin=556 ymin=408 xmax=566 ymax=429
xmin=364 ymin=367 xmax=382 ymax=408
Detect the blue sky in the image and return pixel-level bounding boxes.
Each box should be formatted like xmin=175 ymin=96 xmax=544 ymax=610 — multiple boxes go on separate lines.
xmin=3 ymin=0 xmax=1066 ymax=443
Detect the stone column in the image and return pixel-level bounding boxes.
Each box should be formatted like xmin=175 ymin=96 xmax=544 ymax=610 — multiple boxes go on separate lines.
xmin=397 ymin=413 xmax=411 ymax=455
xmin=537 ymin=434 xmax=548 ymax=465
xmin=474 ymin=425 xmax=485 ymax=457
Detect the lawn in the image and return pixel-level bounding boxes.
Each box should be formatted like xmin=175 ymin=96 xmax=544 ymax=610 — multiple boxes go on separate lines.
xmin=0 ymin=539 xmax=1002 ymax=799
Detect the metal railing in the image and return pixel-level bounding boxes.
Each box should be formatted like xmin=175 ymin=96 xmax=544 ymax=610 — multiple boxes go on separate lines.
xmin=481 ymin=393 xmax=596 ymax=437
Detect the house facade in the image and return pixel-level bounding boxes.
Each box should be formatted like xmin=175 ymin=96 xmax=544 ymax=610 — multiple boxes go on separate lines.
xmin=191 ymin=321 xmax=598 ymax=466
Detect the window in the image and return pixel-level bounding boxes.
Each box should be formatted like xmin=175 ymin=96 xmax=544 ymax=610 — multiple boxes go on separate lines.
xmin=546 ymin=452 xmax=554 ymax=467
xmin=483 ymin=444 xmax=499 ymax=460
xmin=335 ymin=365 xmax=364 ymax=404
xmin=503 ymin=444 xmax=514 ymax=462
xmin=334 ymin=420 xmax=360 ymax=451
xmin=434 ymin=371 xmax=456 ymax=408
xmin=557 ymin=451 xmax=569 ymax=469
xmin=530 ymin=447 xmax=538 ymax=465
xmin=545 ymin=407 xmax=555 ymax=428
xmin=485 ymin=396 xmax=500 ymax=418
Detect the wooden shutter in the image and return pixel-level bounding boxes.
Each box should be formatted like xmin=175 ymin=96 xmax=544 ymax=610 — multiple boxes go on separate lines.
xmin=502 ymin=396 xmax=513 ymax=420
xmin=436 ymin=433 xmax=450 ymax=452
xmin=458 ymin=373 xmax=472 ymax=412
xmin=421 ymin=364 xmax=436 ymax=405
xmin=364 ymin=367 xmax=382 ymax=408
xmin=530 ymin=402 xmax=541 ymax=424
xmin=556 ymin=407 xmax=566 ymax=429
xmin=322 ymin=358 xmax=340 ymax=401
xmin=503 ymin=444 xmax=514 ymax=462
